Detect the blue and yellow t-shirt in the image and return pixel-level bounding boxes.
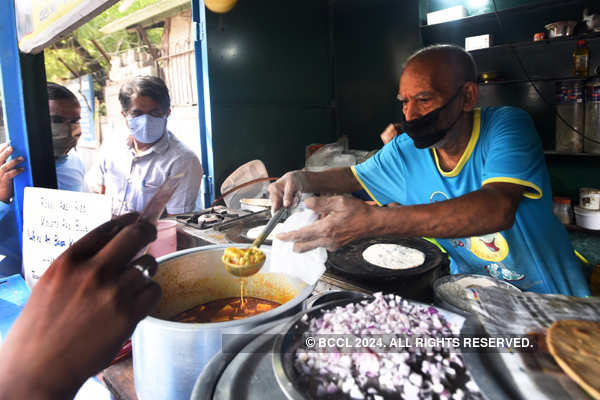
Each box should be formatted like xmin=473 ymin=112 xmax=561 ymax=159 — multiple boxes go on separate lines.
xmin=352 ymin=107 xmax=590 ymax=296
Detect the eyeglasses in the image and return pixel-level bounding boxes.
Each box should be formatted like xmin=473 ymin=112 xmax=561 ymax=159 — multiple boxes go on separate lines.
xmin=127 ymin=110 xmax=167 ymax=118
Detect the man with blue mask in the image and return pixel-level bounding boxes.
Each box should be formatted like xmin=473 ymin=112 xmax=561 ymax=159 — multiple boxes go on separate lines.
xmin=268 ymin=44 xmax=589 ymax=297
xmin=87 ymin=76 xmax=202 ymax=215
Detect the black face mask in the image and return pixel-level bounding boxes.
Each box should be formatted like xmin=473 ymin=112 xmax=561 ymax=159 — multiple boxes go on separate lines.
xmin=396 ymin=86 xmax=464 ymax=149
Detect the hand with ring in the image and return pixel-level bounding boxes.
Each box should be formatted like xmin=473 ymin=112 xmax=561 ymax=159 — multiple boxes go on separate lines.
xmin=0 ymin=213 xmax=162 ymax=399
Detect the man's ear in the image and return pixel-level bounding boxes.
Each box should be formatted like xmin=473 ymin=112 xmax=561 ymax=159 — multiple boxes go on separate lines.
xmin=462 ymin=82 xmax=479 ymax=112
xmin=167 ymin=108 xmax=171 ymax=118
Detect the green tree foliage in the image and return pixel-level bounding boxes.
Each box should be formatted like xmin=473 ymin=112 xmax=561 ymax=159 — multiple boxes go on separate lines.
xmin=44 ymin=0 xmax=163 ymax=83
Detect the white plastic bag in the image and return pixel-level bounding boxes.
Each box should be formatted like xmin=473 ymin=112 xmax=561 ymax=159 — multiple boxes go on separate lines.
xmin=267 ymin=208 xmax=326 ymax=285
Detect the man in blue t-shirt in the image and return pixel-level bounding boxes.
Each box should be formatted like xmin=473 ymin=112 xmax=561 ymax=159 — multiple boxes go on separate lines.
xmin=269 ymin=44 xmax=589 ymax=297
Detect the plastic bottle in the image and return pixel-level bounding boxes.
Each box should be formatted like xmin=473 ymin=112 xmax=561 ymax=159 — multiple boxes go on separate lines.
xmin=553 ymin=196 xmax=573 ymax=225
xmin=573 ymin=40 xmax=589 ymax=77
xmin=555 ymin=80 xmax=584 ymax=153
xmin=584 ymin=77 xmax=600 ymax=153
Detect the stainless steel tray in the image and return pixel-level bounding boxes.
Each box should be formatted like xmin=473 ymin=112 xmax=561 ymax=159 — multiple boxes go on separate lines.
xmin=191 ymin=318 xmax=291 ymax=400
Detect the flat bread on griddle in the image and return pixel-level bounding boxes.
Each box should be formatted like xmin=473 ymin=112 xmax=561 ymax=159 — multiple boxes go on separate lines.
xmin=362 ymin=243 xmax=425 ymax=270
xmin=547 ymin=319 xmax=600 ymax=400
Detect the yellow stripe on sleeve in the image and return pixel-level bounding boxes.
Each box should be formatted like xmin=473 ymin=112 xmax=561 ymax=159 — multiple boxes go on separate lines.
xmin=482 ymin=177 xmax=543 ymax=199
xmin=351 ymin=166 xmax=383 ymax=206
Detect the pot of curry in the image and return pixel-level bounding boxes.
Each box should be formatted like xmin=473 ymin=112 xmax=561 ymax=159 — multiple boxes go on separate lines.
xmin=132 ymin=244 xmax=316 ymax=400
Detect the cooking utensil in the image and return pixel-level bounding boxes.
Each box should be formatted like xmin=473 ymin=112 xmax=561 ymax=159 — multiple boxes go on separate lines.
xmin=545 ymin=21 xmax=577 ymax=38
xmin=191 ymin=291 xmax=368 ymax=400
xmin=326 ymin=236 xmax=448 ymax=301
xmin=272 ymin=296 xmax=469 ymax=400
xmin=132 ymin=245 xmax=316 ymax=400
xmin=223 ymin=206 xmax=289 ymax=277
xmin=433 ymin=274 xmax=521 ymax=316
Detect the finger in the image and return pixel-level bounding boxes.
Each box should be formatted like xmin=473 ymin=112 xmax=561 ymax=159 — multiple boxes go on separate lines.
xmin=128 ymin=254 xmax=159 ymax=277
xmin=293 ymin=239 xmax=328 ymax=253
xmin=116 ymin=268 xmax=151 ymax=299
xmin=276 ymin=220 xmax=328 ymax=242
xmin=129 ymin=282 xmax=162 ymax=322
xmin=4 ymin=168 xmax=25 ymax=180
xmin=66 ymin=213 xmax=140 ymax=259
xmin=92 ymin=220 xmax=157 ymax=272
xmin=1 ymin=156 xmax=25 ymax=172
xmin=282 ymin=179 xmax=296 ymax=208
xmin=0 ymin=144 xmax=12 ymax=165
xmin=268 ymin=183 xmax=283 ymax=212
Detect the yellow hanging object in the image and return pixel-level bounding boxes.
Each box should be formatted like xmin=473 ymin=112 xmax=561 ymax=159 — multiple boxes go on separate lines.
xmin=204 ymin=0 xmax=238 ymax=14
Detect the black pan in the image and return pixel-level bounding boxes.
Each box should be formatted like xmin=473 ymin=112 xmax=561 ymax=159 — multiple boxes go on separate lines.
xmin=224 ymin=216 xmax=275 ymax=244
xmin=326 ymin=236 xmax=449 ymax=301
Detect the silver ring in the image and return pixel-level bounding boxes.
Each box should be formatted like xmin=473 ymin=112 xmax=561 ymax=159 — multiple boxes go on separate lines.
xmin=133 ymin=264 xmax=150 ymax=278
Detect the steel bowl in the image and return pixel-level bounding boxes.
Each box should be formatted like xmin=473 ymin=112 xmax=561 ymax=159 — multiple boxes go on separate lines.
xmin=545 ymin=21 xmax=577 ymax=38
xmin=131 ymin=244 xmax=316 ymax=400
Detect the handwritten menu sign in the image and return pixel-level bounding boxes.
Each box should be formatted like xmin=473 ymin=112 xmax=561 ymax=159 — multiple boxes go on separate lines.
xmin=22 ymin=187 xmax=111 ymax=288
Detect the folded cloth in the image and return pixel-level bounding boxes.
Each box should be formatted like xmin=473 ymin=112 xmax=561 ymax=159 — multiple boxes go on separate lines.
xmin=267 ymin=208 xmax=326 ymax=285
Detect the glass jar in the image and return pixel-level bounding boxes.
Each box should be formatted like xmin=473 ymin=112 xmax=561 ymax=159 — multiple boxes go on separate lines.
xmin=553 ymin=196 xmax=574 ymax=225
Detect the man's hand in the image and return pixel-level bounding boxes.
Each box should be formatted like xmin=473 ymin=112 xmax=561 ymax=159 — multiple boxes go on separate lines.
xmin=276 ymin=196 xmax=376 ymax=252
xmin=380 ymin=124 xmax=398 ymax=145
xmin=268 ymin=171 xmax=305 ymax=211
xmin=0 ymin=143 xmax=25 ymax=203
xmin=0 ymin=213 xmax=161 ymax=400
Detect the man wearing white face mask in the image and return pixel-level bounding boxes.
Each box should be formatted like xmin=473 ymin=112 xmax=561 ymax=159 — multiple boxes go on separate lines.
xmin=0 ymin=84 xmax=85 ymax=277
xmin=87 ymin=76 xmax=202 ymax=215
xmin=47 ymin=83 xmax=86 ymax=192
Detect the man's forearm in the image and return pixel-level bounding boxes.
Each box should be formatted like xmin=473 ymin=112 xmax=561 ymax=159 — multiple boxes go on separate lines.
xmin=371 ymin=185 xmax=522 ymax=238
xmin=298 ymin=168 xmax=362 ymax=194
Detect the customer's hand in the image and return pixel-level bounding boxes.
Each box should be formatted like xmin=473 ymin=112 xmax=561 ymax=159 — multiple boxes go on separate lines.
xmin=0 ymin=213 xmax=161 ymax=400
xmin=276 ymin=195 xmax=376 ymax=252
xmin=0 ymin=142 xmax=25 ymax=203
xmin=268 ymin=171 xmax=305 ymax=211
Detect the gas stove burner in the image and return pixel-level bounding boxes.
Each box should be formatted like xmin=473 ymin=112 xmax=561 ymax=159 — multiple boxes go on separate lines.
xmin=211 ymin=206 xmax=229 ymax=215
xmin=197 ymin=214 xmax=222 ymax=223
xmin=178 ymin=207 xmax=241 ymax=229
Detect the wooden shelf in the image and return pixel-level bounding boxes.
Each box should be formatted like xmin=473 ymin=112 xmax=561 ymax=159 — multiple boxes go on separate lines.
xmin=479 ymin=76 xmax=589 ymax=86
xmin=565 ymin=223 xmax=600 ymax=235
xmin=469 ymin=31 xmax=600 ymax=55
xmin=544 ymin=151 xmax=600 ymax=157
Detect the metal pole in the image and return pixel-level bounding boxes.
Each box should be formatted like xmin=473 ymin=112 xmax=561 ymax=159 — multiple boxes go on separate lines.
xmin=191 ymin=0 xmax=215 ymax=208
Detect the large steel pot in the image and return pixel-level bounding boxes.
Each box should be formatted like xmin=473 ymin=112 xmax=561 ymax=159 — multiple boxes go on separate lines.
xmin=132 ymin=244 xmax=316 ymax=400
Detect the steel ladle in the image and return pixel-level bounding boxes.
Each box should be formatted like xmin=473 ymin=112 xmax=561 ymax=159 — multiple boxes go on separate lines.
xmin=222 ymin=206 xmax=289 ymax=277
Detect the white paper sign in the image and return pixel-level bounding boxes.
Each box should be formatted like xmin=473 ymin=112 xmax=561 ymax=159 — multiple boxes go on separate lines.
xmin=22 ymin=187 xmax=112 ymax=288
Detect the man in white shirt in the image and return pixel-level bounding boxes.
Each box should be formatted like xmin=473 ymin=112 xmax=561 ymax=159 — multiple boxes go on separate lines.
xmin=88 ymin=76 xmax=202 ymax=215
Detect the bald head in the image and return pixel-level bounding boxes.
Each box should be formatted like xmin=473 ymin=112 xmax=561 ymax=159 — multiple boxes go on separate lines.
xmin=401 ymin=45 xmax=477 ymax=94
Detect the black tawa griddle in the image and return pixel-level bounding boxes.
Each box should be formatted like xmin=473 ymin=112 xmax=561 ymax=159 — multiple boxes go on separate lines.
xmin=223 ymin=216 xmax=275 ymax=245
xmin=326 ymin=236 xmax=449 ymax=301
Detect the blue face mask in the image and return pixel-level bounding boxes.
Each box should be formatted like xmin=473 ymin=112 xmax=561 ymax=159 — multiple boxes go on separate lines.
xmin=128 ymin=114 xmax=167 ymax=144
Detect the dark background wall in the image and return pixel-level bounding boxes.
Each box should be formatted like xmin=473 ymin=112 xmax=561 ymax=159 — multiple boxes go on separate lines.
xmin=206 ymin=0 xmax=599 ymax=199
xmin=334 ymin=0 xmax=422 ymax=151
xmin=205 ymin=0 xmax=335 ymax=189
